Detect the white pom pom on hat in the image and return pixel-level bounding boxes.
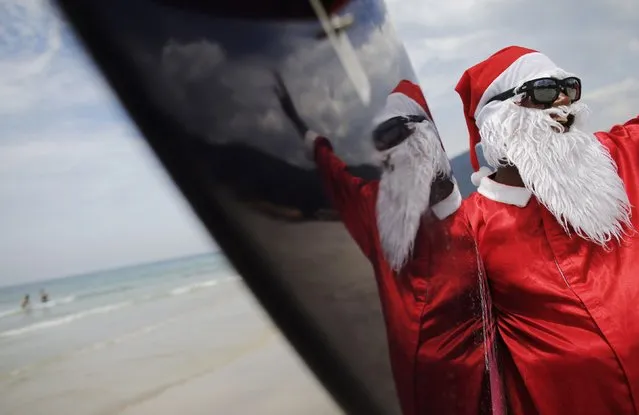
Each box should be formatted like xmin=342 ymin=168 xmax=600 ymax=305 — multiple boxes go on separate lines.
xmin=470 ymin=166 xmax=494 ymax=186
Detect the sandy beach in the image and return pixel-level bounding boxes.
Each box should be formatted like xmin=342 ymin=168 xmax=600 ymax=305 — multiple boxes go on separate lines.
xmin=0 ymin=267 xmax=341 ymax=415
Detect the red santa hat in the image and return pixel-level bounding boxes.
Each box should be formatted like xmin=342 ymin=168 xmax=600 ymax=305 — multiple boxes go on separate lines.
xmin=455 ymin=46 xmax=571 ymax=186
xmin=373 ymin=79 xmax=433 ymax=126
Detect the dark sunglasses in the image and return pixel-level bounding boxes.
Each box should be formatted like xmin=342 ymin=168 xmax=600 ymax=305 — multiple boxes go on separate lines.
xmin=487 ymin=76 xmax=582 ymax=107
xmin=372 ymin=115 xmax=427 ymax=151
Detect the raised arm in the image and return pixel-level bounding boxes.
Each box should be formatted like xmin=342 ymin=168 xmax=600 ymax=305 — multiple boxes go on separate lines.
xmin=598 ymin=115 xmax=639 ymax=214
xmin=597 ymin=114 xmax=639 ymax=172
xmin=274 ymin=73 xmax=377 ymax=257
xmin=620 ymin=114 xmax=639 ymax=144
xmin=307 ymin=131 xmax=378 ymax=258
xmin=603 ymin=114 xmax=639 ymax=145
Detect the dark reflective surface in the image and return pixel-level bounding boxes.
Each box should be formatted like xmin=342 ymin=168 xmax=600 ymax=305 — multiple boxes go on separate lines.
xmin=53 ymin=0 xmax=496 ymax=413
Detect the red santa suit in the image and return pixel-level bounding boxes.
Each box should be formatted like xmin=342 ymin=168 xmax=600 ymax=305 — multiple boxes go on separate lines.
xmin=307 ymin=46 xmax=639 ymax=415
xmin=306 ymin=80 xmax=500 ymax=415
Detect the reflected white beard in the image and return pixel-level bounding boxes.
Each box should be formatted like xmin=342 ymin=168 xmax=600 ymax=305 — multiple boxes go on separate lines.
xmin=479 ymin=101 xmax=633 ymax=246
xmin=376 ymin=122 xmax=451 ymax=271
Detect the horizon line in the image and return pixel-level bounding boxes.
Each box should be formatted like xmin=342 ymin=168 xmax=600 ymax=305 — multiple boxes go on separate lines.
xmin=0 ymin=250 xmax=220 ymax=290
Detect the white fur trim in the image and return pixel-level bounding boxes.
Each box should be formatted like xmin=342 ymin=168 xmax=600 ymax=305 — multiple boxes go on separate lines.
xmin=478 ymin=177 xmax=532 ymax=207
xmin=474 ymin=52 xmax=576 ymax=123
xmin=372 ymin=92 xmax=428 ymax=125
xmin=470 ymin=166 xmax=494 ymax=187
xmin=304 ymin=130 xmax=321 ymax=160
xmin=431 ymin=181 xmax=462 ymax=220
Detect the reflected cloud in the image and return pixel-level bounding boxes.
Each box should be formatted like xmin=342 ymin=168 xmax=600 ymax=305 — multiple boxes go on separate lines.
xmin=151 ymin=9 xmax=413 ymax=167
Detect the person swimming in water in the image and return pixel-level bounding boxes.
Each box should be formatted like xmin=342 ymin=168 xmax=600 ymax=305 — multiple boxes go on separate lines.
xmin=21 ymin=294 xmax=30 ymax=309
xmin=40 ymin=289 xmax=48 ymax=303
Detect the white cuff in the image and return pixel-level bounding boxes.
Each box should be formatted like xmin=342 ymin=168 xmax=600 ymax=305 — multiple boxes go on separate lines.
xmin=304 ymin=130 xmax=320 ymax=160
xmin=431 ymin=181 xmax=462 ymax=220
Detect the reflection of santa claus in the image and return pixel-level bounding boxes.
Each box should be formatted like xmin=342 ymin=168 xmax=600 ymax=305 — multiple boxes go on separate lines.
xmin=280 ymin=77 xmax=487 ymax=415
xmin=289 ymin=45 xmax=639 ymax=414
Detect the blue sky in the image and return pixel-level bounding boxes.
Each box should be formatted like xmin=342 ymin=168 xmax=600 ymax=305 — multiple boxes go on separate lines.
xmin=0 ymin=0 xmax=216 ymax=286
xmin=0 ymin=0 xmax=637 ymax=286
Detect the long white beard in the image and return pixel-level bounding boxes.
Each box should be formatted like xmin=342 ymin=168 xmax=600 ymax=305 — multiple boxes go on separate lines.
xmin=479 ymin=100 xmax=633 ymax=246
xmin=376 ymin=121 xmax=451 ymax=271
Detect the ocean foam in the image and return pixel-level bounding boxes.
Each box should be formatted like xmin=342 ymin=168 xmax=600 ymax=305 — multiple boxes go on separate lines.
xmin=0 ymin=302 xmax=130 ymax=337
xmin=169 ymin=279 xmax=220 ymax=296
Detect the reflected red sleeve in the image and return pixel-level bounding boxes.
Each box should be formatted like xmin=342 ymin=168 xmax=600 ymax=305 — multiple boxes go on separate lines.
xmin=312 ymin=136 xmax=376 ymax=258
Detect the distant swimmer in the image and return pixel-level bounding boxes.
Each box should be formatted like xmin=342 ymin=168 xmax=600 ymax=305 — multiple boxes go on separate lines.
xmin=40 ymin=289 xmax=49 ymax=303
xmin=21 ymin=294 xmax=30 ymax=309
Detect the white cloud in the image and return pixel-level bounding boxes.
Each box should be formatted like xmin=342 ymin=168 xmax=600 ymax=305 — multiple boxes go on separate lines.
xmin=162 ymin=39 xmax=226 ymax=81
xmin=587 ymin=78 xmax=639 ymax=103
xmin=0 ymin=120 xmax=215 ymax=285
xmin=605 ymin=0 xmax=638 ymax=17
xmin=413 ymin=31 xmax=495 ymax=62
xmin=0 ymin=0 xmax=111 ymax=116
xmin=152 ymin=17 xmax=409 ymax=165
xmin=584 ymin=78 xmax=639 ymax=131
xmin=384 ymin=0 xmax=507 ymax=29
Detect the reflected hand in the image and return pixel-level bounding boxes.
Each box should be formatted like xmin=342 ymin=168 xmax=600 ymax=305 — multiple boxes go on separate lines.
xmin=273 ymin=71 xmax=309 ymax=138
xmin=430 ymin=175 xmax=455 ymax=206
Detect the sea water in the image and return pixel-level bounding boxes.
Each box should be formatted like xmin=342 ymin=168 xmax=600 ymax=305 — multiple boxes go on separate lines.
xmin=0 ymin=253 xmax=239 ymax=372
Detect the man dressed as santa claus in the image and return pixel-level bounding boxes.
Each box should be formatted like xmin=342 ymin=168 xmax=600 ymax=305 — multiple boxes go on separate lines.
xmin=276 ymin=46 xmax=639 ymax=415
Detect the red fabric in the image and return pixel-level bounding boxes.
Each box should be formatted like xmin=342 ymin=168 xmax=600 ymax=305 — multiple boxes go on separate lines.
xmin=326 ymin=0 xmax=351 ymax=14
xmin=311 ymin=115 xmax=639 ymax=414
xmin=463 ymin=115 xmax=639 ymax=414
xmin=455 ymin=46 xmax=537 ymax=171
xmin=392 ymin=80 xmax=434 ymax=120
xmin=313 ymin=137 xmax=491 ymax=415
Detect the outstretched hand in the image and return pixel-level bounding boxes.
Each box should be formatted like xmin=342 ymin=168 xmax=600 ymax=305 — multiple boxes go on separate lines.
xmin=273 ymin=71 xmax=309 ymax=138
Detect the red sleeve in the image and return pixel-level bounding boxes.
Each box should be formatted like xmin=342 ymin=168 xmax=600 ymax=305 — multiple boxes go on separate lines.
xmin=603 ymin=115 xmax=639 ymax=143
xmin=598 ymin=115 xmax=639 ymax=175
xmin=597 ymin=115 xmax=639 ymax=217
xmin=623 ymin=115 xmax=639 ymax=128
xmin=312 ymin=136 xmax=377 ymax=258
xmin=622 ymin=115 xmax=639 ymax=149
